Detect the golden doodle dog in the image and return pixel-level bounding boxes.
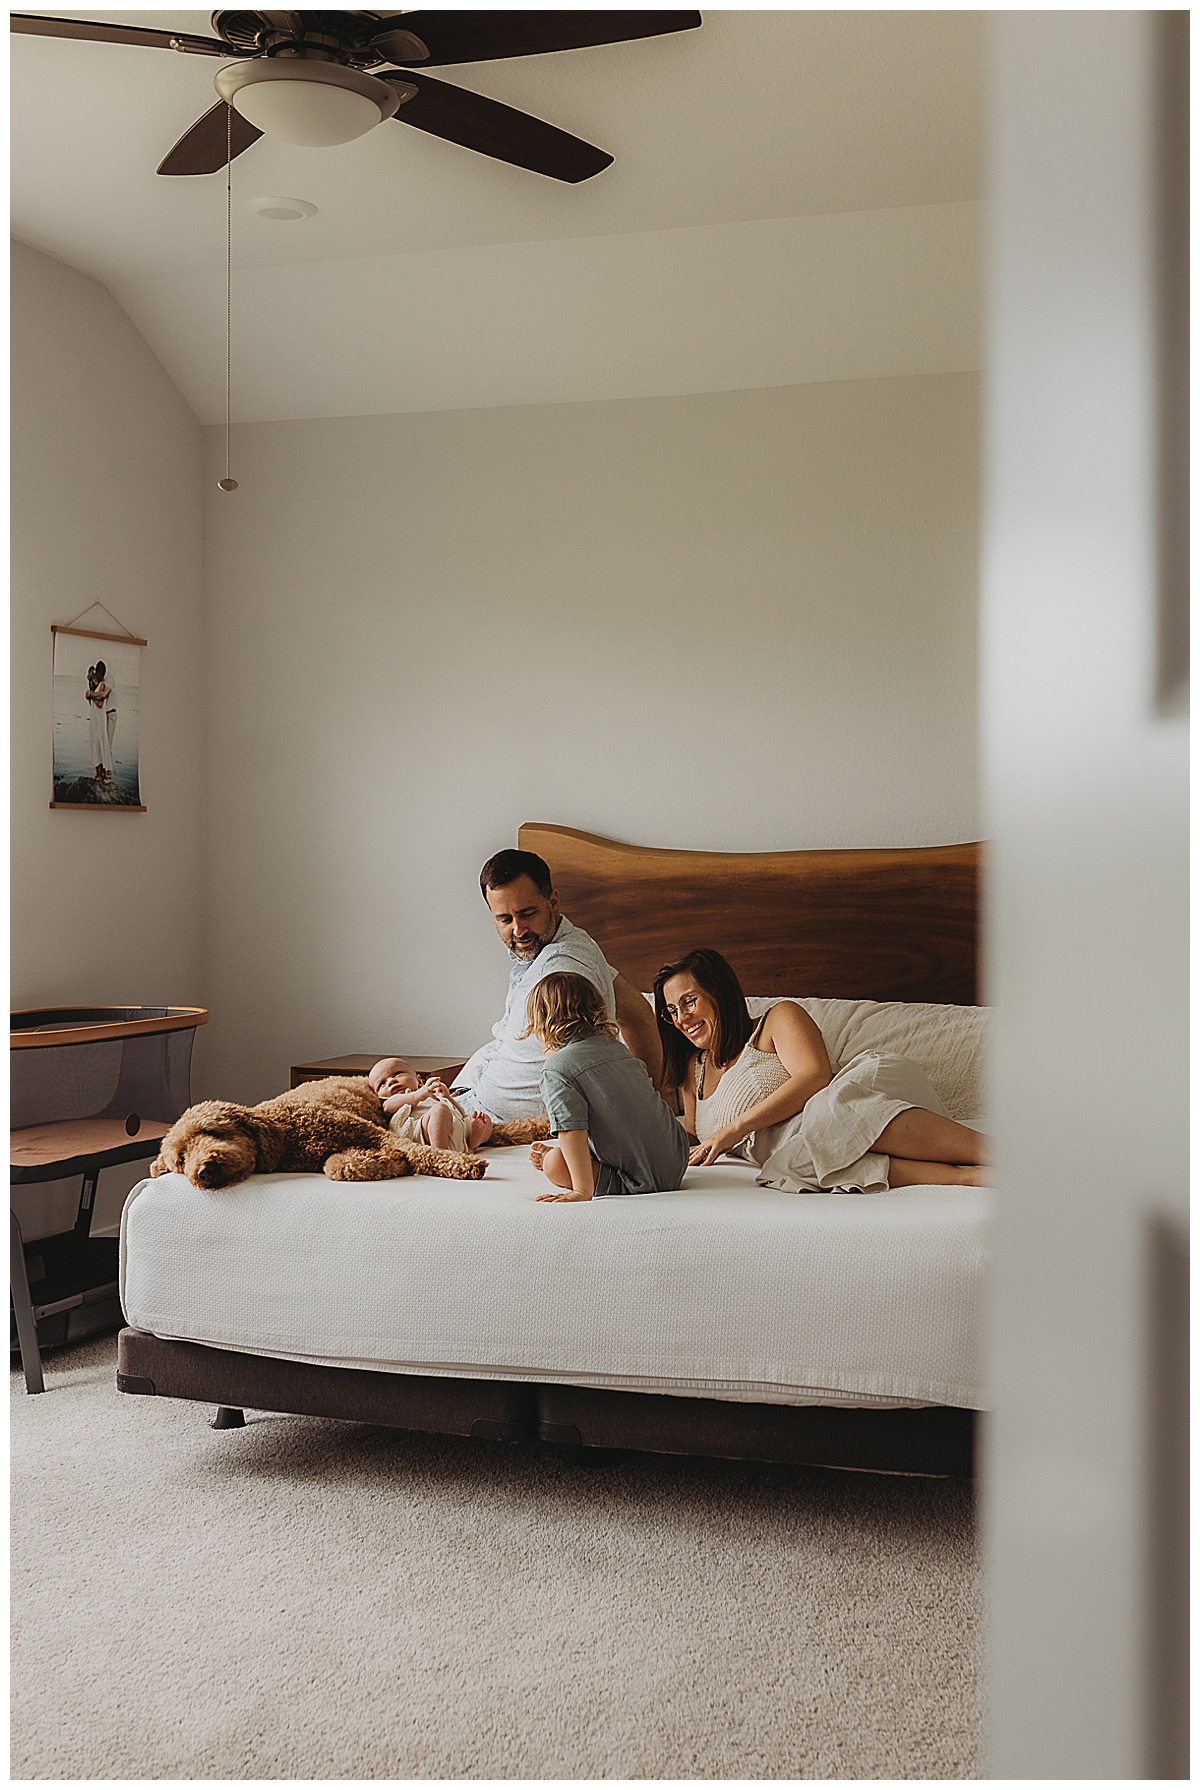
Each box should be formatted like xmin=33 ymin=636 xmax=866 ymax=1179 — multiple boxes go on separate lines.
xmin=150 ymin=1075 xmax=488 ymax=1189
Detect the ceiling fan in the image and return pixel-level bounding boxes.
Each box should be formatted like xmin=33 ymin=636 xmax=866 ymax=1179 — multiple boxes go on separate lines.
xmin=11 ymin=10 xmax=702 ymax=183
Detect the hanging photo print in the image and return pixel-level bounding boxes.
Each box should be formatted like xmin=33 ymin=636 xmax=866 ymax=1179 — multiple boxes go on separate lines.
xmin=51 ymin=620 xmax=146 ymax=810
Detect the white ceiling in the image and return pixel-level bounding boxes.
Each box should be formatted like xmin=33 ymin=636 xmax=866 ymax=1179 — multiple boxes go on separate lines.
xmin=11 ymin=9 xmax=986 ymax=422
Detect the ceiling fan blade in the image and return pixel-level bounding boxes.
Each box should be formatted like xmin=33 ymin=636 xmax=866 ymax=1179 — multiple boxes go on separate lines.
xmin=10 ymin=13 xmax=229 ymax=55
xmin=369 ymin=11 xmax=701 ymax=68
xmin=158 ymin=102 xmax=263 ymax=177
xmin=384 ymin=70 xmax=612 ymax=183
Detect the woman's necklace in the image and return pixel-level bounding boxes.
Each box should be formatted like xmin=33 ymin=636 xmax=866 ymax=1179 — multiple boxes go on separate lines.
xmin=697 ymin=1051 xmax=731 ymax=1101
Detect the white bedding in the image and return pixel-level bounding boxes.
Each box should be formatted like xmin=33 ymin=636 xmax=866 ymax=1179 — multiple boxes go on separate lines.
xmin=120 ymin=1147 xmax=991 ymax=1411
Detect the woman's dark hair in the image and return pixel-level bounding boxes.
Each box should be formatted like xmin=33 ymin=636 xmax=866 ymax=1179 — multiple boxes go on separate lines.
xmin=653 ymin=948 xmax=753 ymax=1091
xmin=479 ymin=848 xmax=553 ymax=900
xmin=93 ymin=660 xmax=106 ymax=678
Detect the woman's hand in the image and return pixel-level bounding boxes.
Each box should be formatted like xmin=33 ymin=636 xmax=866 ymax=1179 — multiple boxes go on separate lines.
xmin=689 ymin=1125 xmax=744 ymax=1166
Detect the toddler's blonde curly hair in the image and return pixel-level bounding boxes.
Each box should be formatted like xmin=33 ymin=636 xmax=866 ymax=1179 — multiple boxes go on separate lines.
xmin=524 ymin=971 xmax=619 ymax=1051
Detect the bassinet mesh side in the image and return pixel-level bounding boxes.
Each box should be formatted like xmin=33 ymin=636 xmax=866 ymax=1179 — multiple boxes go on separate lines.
xmin=10 ymin=1022 xmax=198 ymax=1129
xmin=10 ymin=1042 xmax=123 ymax=1128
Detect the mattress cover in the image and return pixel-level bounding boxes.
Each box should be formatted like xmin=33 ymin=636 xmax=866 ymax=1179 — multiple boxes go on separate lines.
xmin=120 ymin=1147 xmax=991 ymax=1410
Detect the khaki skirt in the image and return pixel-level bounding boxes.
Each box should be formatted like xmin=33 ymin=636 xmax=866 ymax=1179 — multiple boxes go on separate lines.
xmin=745 ymin=1051 xmax=951 ymax=1194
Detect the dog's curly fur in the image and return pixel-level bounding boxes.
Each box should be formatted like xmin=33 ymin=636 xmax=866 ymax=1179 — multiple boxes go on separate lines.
xmin=150 ymin=1076 xmax=487 ymax=1190
xmin=486 ymin=1115 xmax=550 ymax=1146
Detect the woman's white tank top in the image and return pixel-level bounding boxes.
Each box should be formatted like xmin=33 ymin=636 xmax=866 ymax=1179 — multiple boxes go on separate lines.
xmin=694 ymin=1014 xmax=791 ymax=1140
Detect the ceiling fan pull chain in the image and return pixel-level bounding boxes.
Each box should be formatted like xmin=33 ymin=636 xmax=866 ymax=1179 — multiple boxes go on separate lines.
xmin=218 ymin=103 xmax=238 ymax=494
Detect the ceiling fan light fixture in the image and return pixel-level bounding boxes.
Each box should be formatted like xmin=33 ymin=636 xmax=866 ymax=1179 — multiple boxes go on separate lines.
xmin=214 ymin=60 xmax=411 ymax=148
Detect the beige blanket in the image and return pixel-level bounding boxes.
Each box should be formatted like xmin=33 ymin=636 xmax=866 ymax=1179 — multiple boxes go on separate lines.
xmin=746 ymin=995 xmax=989 ymax=1127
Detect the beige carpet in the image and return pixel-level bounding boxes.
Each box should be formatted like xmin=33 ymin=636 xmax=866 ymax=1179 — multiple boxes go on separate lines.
xmin=12 ymin=1337 xmax=981 ymax=1779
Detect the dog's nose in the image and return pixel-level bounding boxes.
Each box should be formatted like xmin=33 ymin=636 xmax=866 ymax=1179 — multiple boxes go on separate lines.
xmin=196 ymin=1164 xmax=220 ymax=1187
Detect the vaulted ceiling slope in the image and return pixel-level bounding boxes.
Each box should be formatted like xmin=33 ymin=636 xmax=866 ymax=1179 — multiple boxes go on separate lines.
xmin=11 ymin=10 xmax=985 ymax=422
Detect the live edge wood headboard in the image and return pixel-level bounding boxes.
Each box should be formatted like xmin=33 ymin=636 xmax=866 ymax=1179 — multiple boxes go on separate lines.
xmin=518 ymin=824 xmax=982 ymax=1007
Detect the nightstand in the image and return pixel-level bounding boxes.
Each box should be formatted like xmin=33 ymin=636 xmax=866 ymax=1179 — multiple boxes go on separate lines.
xmin=290 ymin=1053 xmax=469 ymax=1090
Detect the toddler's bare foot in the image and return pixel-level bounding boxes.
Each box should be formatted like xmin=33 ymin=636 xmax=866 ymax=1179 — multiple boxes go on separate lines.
xmin=529 ymin=1139 xmax=551 ymax=1169
xmin=469 ymin=1111 xmax=493 ymax=1149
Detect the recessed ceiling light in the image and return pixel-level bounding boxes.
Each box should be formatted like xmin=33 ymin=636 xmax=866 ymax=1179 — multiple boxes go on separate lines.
xmin=248 ymin=196 xmax=319 ymax=222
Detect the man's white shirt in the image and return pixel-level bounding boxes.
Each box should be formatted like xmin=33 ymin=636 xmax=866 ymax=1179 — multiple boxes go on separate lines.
xmin=453 ymin=917 xmax=617 ymax=1120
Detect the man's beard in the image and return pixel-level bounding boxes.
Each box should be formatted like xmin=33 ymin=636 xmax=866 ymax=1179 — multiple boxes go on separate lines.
xmin=509 ymin=917 xmax=560 ymax=963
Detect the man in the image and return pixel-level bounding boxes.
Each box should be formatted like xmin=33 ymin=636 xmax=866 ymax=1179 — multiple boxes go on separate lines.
xmin=450 ymin=848 xmax=663 ymax=1124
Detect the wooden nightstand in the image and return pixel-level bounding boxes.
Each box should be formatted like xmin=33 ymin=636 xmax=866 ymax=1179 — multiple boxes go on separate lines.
xmin=290 ymin=1053 xmax=468 ymax=1090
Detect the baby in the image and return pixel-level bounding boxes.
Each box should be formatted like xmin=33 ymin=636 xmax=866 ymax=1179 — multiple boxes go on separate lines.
xmin=367 ymin=1057 xmax=493 ymax=1153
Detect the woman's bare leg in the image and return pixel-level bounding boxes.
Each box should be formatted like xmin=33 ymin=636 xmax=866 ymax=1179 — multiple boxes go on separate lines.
xmin=887 ymin=1157 xmax=989 ymax=1188
xmin=873 ymin=1107 xmax=988 ymax=1166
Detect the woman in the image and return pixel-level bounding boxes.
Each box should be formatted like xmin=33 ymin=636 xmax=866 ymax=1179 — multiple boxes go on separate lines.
xmin=84 ymin=665 xmax=112 ymax=783
xmin=97 ymin=657 xmax=118 ymax=764
xmin=653 ymin=948 xmax=988 ymax=1192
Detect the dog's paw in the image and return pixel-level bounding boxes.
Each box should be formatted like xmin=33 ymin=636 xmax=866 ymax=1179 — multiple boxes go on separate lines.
xmin=400 ymin=1143 xmax=488 ymax=1180
xmin=325 ymin=1148 xmax=413 ymax=1182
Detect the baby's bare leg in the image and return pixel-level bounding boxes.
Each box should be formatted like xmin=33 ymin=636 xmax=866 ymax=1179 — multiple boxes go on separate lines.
xmin=469 ymin=1111 xmax=493 ymax=1150
xmin=421 ymin=1103 xmax=455 ymax=1150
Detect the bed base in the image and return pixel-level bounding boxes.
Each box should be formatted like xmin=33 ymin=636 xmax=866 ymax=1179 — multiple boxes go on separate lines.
xmin=117 ymin=1328 xmax=976 ymax=1477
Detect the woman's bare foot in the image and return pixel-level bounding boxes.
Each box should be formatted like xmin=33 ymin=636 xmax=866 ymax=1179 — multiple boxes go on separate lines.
xmin=469 ymin=1111 xmax=493 ymax=1149
xmin=529 ymin=1139 xmax=552 ymax=1169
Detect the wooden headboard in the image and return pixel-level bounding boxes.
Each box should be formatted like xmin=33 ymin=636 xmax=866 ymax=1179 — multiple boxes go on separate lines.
xmin=518 ymin=824 xmax=982 ymax=1005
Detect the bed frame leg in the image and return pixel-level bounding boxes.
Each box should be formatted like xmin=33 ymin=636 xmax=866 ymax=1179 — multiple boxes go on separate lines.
xmin=210 ymin=1405 xmax=245 ymax=1429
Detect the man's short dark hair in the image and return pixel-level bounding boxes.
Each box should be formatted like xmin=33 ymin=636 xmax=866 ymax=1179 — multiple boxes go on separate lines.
xmin=479 ymin=849 xmax=553 ymax=900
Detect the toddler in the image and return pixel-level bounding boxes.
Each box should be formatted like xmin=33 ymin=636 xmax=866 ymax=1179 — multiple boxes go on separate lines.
xmin=524 ymin=972 xmax=689 ymax=1202
xmin=368 ymin=1058 xmax=494 ymax=1153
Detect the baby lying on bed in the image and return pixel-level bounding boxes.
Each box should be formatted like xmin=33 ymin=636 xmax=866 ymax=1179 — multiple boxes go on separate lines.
xmin=368 ymin=1058 xmax=494 ymax=1154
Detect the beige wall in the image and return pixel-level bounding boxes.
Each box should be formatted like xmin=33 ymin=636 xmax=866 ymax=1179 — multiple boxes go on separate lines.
xmin=11 ymin=241 xmax=206 ymax=1234
xmin=201 ymin=373 xmax=980 ymax=1100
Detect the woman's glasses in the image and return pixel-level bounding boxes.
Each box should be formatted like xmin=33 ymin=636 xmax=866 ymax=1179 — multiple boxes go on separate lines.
xmin=665 ymin=993 xmax=700 ymax=1020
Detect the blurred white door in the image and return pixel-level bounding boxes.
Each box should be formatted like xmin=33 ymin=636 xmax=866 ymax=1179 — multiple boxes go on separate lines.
xmin=982 ymin=12 xmax=1188 ymax=1779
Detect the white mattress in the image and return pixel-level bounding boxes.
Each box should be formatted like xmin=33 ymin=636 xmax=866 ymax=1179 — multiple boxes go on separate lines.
xmin=120 ymin=1146 xmax=991 ymax=1411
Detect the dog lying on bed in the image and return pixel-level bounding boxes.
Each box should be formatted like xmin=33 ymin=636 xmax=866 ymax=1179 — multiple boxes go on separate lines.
xmin=150 ymin=1075 xmax=489 ymax=1189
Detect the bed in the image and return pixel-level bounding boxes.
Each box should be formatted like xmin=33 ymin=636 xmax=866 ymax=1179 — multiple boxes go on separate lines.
xmin=117 ymin=824 xmax=987 ymax=1477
